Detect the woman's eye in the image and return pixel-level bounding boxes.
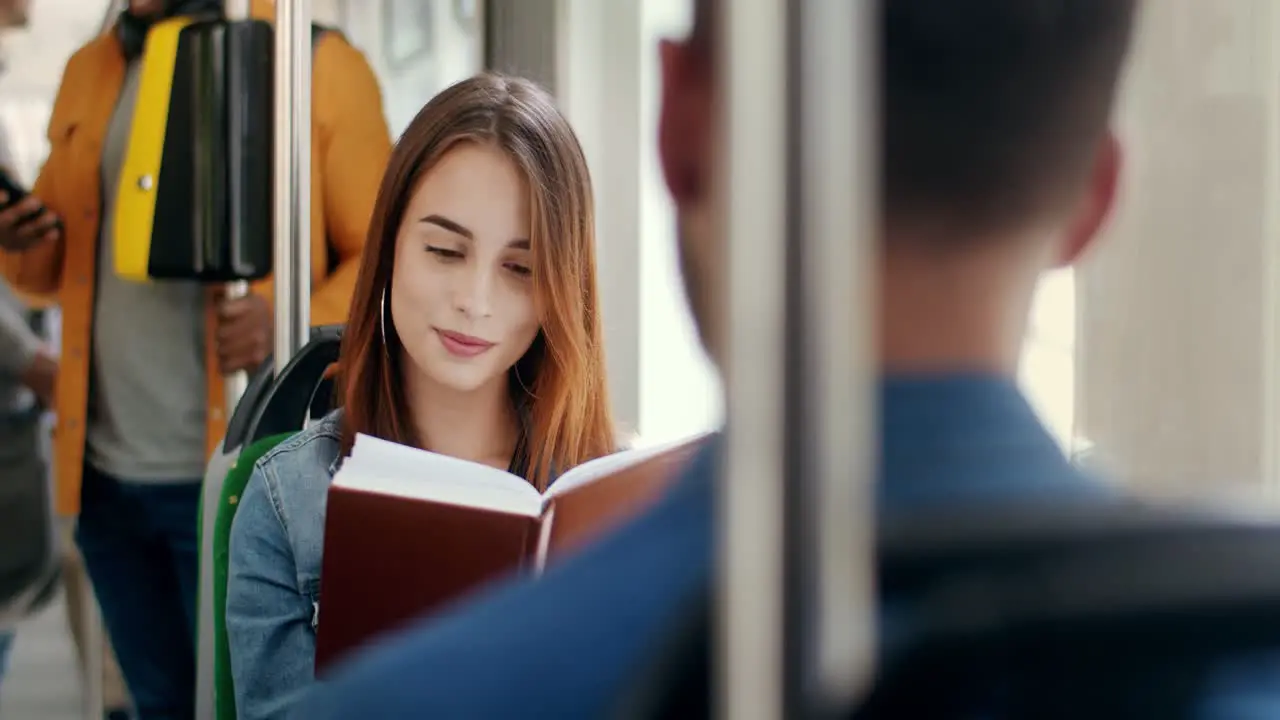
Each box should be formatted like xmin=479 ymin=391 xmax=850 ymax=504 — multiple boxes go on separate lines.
xmin=426 ymin=245 xmax=464 ymax=260
xmin=505 ymin=263 xmax=532 ymax=277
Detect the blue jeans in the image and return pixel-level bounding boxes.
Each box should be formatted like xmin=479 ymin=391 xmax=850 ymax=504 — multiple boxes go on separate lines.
xmin=76 ymin=465 xmax=200 ymax=720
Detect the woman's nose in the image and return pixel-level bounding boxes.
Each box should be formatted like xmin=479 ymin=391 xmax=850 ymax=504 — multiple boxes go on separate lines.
xmin=452 ymin=265 xmax=494 ymax=318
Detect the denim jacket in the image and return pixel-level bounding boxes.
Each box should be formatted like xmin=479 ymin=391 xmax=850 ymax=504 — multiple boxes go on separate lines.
xmin=225 ymin=408 xmax=583 ymax=719
xmin=226 ymin=410 xmax=346 ymax=720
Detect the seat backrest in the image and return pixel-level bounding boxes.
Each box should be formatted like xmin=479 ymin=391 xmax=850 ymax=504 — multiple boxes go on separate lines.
xmin=196 ymin=326 xmax=341 ymax=719
xmin=244 ymin=324 xmax=343 ymax=444
xmin=200 ymin=324 xmax=344 ymax=719
xmin=223 ymin=356 xmax=275 ymax=451
xmin=615 ymin=503 xmax=1280 ymax=719
xmin=196 ymin=357 xmax=273 ymax=720
xmin=212 ymin=432 xmax=294 ymax=720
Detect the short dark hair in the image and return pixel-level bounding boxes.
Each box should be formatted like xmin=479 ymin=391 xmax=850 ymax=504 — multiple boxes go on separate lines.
xmin=691 ymin=0 xmax=1138 ymax=237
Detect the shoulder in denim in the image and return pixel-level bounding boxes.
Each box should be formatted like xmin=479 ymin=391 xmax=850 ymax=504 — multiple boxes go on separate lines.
xmin=253 ymin=409 xmax=345 ymax=594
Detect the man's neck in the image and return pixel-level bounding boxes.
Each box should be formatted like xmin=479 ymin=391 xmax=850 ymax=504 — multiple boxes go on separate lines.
xmin=402 ymin=367 xmax=519 ymax=470
xmin=878 ymin=241 xmax=1044 ymax=376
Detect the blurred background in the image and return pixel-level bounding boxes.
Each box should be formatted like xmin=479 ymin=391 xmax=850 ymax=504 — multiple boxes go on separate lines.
xmin=3 ymin=0 xmax=1278 ymax=716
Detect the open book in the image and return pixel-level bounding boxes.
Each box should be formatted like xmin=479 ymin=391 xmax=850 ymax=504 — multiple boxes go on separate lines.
xmin=313 ymin=432 xmax=708 ymax=673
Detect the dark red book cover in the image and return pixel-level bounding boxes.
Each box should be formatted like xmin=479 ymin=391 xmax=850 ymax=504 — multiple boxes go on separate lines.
xmin=313 ymin=486 xmax=539 ymax=674
xmin=312 ymin=433 xmax=707 ymax=674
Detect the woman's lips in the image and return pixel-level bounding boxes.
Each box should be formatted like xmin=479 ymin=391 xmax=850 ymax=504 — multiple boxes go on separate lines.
xmin=434 ymin=328 xmax=495 ymax=358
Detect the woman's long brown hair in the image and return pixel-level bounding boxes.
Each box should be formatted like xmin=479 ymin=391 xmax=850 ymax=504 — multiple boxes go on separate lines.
xmin=339 ymin=73 xmax=615 ymax=491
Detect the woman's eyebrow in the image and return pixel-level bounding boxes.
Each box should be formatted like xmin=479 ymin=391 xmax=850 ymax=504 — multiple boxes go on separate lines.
xmin=420 ymin=214 xmax=472 ymax=238
xmin=421 ymin=215 xmax=530 ymax=249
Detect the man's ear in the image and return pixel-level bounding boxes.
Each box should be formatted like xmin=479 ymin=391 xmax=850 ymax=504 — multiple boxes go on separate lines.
xmin=1057 ymin=131 xmax=1122 ymax=267
xmin=657 ymin=38 xmax=711 ymax=206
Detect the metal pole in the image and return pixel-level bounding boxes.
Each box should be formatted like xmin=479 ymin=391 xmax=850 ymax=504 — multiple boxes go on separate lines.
xmin=796 ymin=0 xmax=877 ymax=709
xmin=223 ymin=281 xmax=250 ymax=411
xmin=274 ymin=0 xmax=312 ymax=370
xmin=97 ymin=0 xmax=125 ymax=34
xmin=719 ymin=0 xmax=787 ymax=718
xmin=220 ymin=1 xmax=252 ymax=412
xmin=199 ymin=10 xmax=253 ymax=720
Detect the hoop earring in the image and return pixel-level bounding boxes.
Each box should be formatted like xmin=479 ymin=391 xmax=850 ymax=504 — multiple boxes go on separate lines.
xmin=513 ymin=366 xmax=537 ymax=399
xmin=379 ymin=287 xmax=389 ymax=350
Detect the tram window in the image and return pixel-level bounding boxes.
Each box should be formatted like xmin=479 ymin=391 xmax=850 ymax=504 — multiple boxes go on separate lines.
xmin=0 ymin=0 xmax=107 ymax=182
xmin=1019 ymin=268 xmax=1078 ymax=453
xmin=328 ymin=0 xmax=483 ymax=137
xmin=637 ymin=0 xmax=722 ymax=448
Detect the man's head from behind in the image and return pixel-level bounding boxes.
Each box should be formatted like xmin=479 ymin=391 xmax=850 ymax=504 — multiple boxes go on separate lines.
xmin=659 ymin=0 xmax=1138 ymax=369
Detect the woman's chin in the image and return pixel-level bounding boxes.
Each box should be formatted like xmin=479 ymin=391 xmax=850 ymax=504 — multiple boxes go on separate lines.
xmin=413 ymin=361 xmax=501 ymax=396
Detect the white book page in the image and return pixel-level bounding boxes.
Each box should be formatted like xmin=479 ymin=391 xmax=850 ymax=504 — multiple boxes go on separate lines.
xmin=333 ymin=434 xmax=542 ymax=518
xmin=540 ymin=431 xmax=710 ymax=506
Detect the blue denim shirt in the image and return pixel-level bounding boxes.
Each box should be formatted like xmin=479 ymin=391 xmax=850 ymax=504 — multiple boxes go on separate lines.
xmin=226 ymin=410 xmax=346 ymax=720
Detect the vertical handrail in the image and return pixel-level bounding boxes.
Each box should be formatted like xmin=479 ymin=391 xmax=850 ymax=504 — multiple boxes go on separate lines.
xmin=719 ymin=0 xmax=787 ymax=718
xmin=221 ymin=2 xmax=252 ymax=418
xmin=794 ymin=0 xmax=877 ymax=711
xmin=97 ymin=0 xmax=125 ymax=35
xmin=195 ymin=5 xmax=254 ymax=719
xmin=273 ymin=0 xmax=312 ymax=370
xmin=721 ymin=1 xmax=879 ymax=717
xmin=197 ymin=2 xmax=311 ymax=717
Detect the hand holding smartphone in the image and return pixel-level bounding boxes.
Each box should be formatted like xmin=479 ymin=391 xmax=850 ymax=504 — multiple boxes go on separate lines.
xmin=0 ymin=170 xmax=61 ymax=251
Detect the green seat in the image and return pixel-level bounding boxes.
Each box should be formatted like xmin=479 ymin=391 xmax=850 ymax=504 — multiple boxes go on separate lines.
xmin=197 ymin=358 xmax=275 ymax=720
xmin=196 ymin=324 xmax=344 ymax=720
xmin=209 ymin=433 xmax=295 ymax=720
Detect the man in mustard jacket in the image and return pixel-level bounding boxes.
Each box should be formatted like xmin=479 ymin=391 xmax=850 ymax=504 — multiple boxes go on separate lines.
xmin=0 ymin=0 xmax=391 ymax=716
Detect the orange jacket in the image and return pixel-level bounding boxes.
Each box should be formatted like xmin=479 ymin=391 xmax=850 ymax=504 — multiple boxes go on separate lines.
xmin=0 ymin=2 xmax=391 ymax=515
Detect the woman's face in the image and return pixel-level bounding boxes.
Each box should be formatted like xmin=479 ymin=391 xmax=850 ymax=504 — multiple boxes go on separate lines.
xmin=390 ymin=142 xmax=540 ymax=395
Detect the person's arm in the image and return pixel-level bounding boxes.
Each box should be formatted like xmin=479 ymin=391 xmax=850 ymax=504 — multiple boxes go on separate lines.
xmin=0 ymin=281 xmax=40 ymax=376
xmin=0 ymin=280 xmax=54 ymax=405
xmin=227 ymin=467 xmax=317 ymax=720
xmin=0 ymin=122 xmax=18 ymax=176
xmin=308 ymin=33 xmax=392 ymax=327
xmin=0 ymin=49 xmax=81 ymax=299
